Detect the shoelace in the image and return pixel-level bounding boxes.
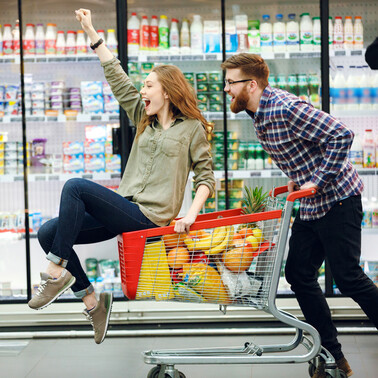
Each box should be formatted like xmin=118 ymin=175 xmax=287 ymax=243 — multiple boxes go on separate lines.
xmin=36 ymin=281 xmax=48 ymax=296
xmin=83 ymin=310 xmax=94 ymax=329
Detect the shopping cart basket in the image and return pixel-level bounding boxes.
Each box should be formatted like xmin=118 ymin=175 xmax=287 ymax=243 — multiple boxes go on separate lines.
xmin=117 ymin=186 xmax=346 ymax=378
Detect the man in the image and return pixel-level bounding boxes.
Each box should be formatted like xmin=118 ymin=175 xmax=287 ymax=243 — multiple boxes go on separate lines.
xmin=365 ymin=37 xmax=378 ymax=69
xmin=221 ymin=53 xmax=378 ymax=378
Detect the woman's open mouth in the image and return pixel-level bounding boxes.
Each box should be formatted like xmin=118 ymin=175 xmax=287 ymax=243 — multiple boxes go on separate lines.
xmin=144 ymin=99 xmax=151 ymax=109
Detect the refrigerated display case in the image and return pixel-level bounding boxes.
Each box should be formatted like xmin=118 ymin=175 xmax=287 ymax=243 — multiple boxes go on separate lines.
xmin=0 ymin=0 xmax=28 ymax=301
xmin=0 ymin=0 xmax=376 ymax=316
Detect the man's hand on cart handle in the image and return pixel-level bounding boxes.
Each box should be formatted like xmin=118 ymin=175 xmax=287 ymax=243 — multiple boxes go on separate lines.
xmin=174 ymin=214 xmax=196 ymax=234
xmin=288 ymin=180 xmax=318 ymax=199
xmin=288 ymin=180 xmax=300 ymax=193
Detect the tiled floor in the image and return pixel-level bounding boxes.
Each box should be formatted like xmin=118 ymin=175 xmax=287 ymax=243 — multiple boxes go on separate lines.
xmin=0 ymin=333 xmax=377 ymax=378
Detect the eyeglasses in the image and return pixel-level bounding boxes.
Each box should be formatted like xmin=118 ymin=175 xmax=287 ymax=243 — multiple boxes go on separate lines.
xmin=224 ymin=79 xmax=253 ymax=87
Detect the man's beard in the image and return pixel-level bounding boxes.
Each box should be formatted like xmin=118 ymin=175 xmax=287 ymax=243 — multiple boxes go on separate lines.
xmin=230 ymin=89 xmax=249 ymax=113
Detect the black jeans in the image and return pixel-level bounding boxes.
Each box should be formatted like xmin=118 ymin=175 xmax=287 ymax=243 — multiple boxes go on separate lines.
xmin=285 ymin=195 xmax=378 ymax=360
xmin=38 ymin=178 xmax=158 ymax=297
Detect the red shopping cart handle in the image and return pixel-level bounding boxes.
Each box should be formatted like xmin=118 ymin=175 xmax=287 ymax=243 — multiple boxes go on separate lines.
xmin=270 ymin=185 xmax=316 ymax=202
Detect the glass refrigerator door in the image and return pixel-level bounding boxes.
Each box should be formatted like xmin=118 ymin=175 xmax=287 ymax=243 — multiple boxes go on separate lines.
xmin=22 ymin=0 xmax=122 ymax=300
xmin=127 ymin=0 xmax=223 ymax=216
xmin=0 ymin=1 xmax=28 ymax=301
xmin=225 ymin=0 xmax=323 ymax=294
xmin=329 ymin=0 xmax=378 ymax=294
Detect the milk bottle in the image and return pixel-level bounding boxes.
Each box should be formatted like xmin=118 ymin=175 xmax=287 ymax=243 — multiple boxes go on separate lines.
xmin=180 ymin=18 xmax=190 ymax=54
xmin=140 ymin=16 xmax=150 ymax=52
xmin=300 ymin=13 xmax=313 ymax=51
xmin=24 ymin=24 xmax=35 ymax=55
xmin=225 ymin=20 xmax=238 ymax=53
xmin=332 ymin=66 xmax=346 ymax=111
xmin=76 ymin=30 xmax=87 ymax=54
xmin=363 ymin=129 xmax=375 ymax=168
xmin=35 ymin=24 xmax=45 ymax=55
xmin=128 ymin=12 xmax=140 ymax=55
xmin=2 ymin=24 xmax=13 ymax=55
xmin=260 ymin=15 xmax=273 ymax=52
xmin=190 ymin=15 xmax=203 ymax=54
xmin=55 ymin=31 xmax=66 ymax=55
xmin=158 ymin=15 xmax=169 ymax=52
xmin=344 ymin=16 xmax=354 ymax=50
xmin=169 ymin=18 xmax=180 ymax=54
xmin=328 ymin=17 xmax=334 ymax=50
xmin=236 ymin=14 xmax=249 ymax=52
xmin=248 ymin=20 xmax=260 ymax=53
xmin=286 ymin=13 xmax=299 ymax=52
xmin=13 ymin=22 xmax=20 ymax=55
xmin=273 ymin=14 xmax=286 ymax=52
xmin=107 ymin=29 xmax=118 ymax=55
xmin=345 ymin=66 xmax=359 ymax=110
xmin=45 ymin=23 xmax=56 ymax=55
xmin=65 ymin=31 xmax=76 ymax=55
xmin=312 ymin=17 xmax=321 ymax=52
xmin=362 ymin=197 xmax=372 ymax=228
xmin=359 ymin=66 xmax=371 ymax=110
xmin=348 ymin=133 xmax=363 ymax=168
xmin=150 ymin=15 xmax=159 ymax=52
xmin=353 ymin=16 xmax=363 ymax=50
xmin=333 ymin=17 xmax=344 ymax=50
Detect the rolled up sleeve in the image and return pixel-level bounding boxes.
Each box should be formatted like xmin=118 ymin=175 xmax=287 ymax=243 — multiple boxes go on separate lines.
xmin=190 ymin=125 xmax=215 ymax=197
xmin=101 ymin=57 xmax=145 ymax=126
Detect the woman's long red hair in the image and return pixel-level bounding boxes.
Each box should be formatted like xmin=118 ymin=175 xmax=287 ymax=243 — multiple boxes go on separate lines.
xmin=136 ymin=64 xmax=213 ymax=138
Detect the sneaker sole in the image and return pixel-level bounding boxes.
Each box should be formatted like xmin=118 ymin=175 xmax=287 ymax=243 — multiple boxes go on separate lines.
xmin=98 ymin=293 xmax=113 ymax=344
xmin=31 ymin=276 xmax=76 ymax=310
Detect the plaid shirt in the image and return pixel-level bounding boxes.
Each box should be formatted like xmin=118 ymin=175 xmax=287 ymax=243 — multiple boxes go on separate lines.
xmin=246 ymin=85 xmax=364 ymax=221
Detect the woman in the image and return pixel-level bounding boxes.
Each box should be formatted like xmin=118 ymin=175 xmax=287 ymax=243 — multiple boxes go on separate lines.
xmin=28 ymin=9 xmax=215 ymax=345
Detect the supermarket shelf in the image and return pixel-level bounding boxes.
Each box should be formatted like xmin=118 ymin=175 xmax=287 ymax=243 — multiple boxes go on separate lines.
xmin=331 ymin=110 xmax=378 ymax=118
xmin=0 ymin=50 xmax=324 ymax=65
xmin=211 ymin=168 xmax=377 ymax=180
xmin=0 ymin=113 xmax=120 ymax=124
xmin=0 ymin=172 xmax=121 ymax=183
xmin=329 ymin=49 xmax=366 ymax=58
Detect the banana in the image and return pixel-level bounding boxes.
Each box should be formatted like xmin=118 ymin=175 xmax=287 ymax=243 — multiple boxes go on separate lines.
xmin=184 ymin=226 xmax=227 ymax=252
xmin=205 ymin=225 xmax=234 ymax=255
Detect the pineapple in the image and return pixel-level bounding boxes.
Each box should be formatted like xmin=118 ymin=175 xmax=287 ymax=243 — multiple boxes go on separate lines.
xmin=240 ymin=186 xmax=269 ymax=229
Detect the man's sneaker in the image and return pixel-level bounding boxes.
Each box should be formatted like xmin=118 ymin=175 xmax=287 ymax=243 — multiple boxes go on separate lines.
xmin=83 ymin=292 xmax=113 ymax=344
xmin=28 ymin=269 xmax=76 ymax=310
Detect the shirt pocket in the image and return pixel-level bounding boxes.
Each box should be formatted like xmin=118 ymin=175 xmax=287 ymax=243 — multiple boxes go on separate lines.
xmin=161 ymin=136 xmax=184 ymax=157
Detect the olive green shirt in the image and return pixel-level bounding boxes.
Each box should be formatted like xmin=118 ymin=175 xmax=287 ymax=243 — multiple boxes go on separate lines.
xmin=102 ymin=58 xmax=215 ymax=226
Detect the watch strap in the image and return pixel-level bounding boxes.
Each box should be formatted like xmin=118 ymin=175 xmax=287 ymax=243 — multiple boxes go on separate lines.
xmin=90 ymin=38 xmax=104 ymax=50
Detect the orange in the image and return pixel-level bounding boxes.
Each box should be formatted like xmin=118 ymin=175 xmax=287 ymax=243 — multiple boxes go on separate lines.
xmin=162 ymin=220 xmax=185 ymax=250
xmin=167 ymin=247 xmax=190 ymax=269
xmin=188 ymin=229 xmax=209 ymax=239
xmin=223 ymin=247 xmax=254 ymax=272
xmin=238 ymin=227 xmax=253 ymax=238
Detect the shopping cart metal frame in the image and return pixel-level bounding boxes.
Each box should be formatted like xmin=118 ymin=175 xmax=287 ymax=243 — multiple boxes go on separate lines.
xmin=118 ymin=186 xmax=346 ymax=378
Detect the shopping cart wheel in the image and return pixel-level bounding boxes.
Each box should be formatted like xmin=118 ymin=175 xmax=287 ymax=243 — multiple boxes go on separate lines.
xmin=325 ymin=370 xmax=347 ymax=378
xmin=147 ymin=366 xmax=186 ymax=378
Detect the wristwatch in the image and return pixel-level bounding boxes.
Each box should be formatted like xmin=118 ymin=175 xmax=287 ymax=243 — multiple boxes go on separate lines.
xmin=90 ymin=38 xmax=104 ymax=50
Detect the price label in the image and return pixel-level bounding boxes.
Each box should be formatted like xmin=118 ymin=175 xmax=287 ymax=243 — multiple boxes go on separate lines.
xmin=82 ymin=174 xmax=93 ymax=179
xmin=192 ymin=55 xmax=203 ymax=61
xmin=27 ymin=116 xmax=45 ymax=122
xmin=10 ymin=117 xmax=22 ymax=122
xmin=205 ymin=54 xmax=218 ymax=61
xmin=274 ymin=53 xmax=285 ymax=59
xmin=35 ymin=175 xmax=46 ymax=181
xmin=351 ymin=50 xmax=362 ymax=56
xmin=77 ymin=56 xmax=93 ymax=61
xmin=170 ymin=55 xmax=181 ymax=61
xmin=289 ymin=53 xmax=301 ymax=59
xmin=47 ymin=116 xmax=58 ymax=122
xmin=335 ymin=50 xmax=346 ymax=56
xmin=271 ymin=171 xmax=283 ymax=177
xmin=90 ymin=115 xmax=102 ymax=121
xmin=111 ymin=173 xmax=121 ymax=179
xmin=250 ymin=171 xmax=262 ymax=177
xmin=181 ymin=55 xmax=192 ymax=61
xmin=109 ymin=115 xmax=119 ymax=121
xmin=128 ymin=56 xmax=139 ymax=62
xmin=14 ymin=175 xmax=24 ymax=181
xmin=157 ymin=56 xmax=169 ymax=61
xmin=147 ymin=56 xmax=156 ymax=62
xmin=48 ymin=175 xmax=60 ymax=181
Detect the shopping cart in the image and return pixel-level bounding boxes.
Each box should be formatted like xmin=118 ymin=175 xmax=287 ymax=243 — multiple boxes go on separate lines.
xmin=117 ymin=186 xmax=346 ymax=378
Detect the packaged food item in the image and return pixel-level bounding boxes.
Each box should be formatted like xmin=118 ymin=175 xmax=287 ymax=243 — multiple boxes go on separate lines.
xmin=173 ymin=282 xmax=207 ymax=302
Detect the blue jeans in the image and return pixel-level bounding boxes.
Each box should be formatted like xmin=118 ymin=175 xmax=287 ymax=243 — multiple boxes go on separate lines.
xmin=285 ymin=195 xmax=378 ymax=360
xmin=38 ymin=178 xmax=158 ymax=298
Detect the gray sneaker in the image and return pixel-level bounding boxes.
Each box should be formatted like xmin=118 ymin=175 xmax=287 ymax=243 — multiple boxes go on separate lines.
xmin=28 ymin=269 xmax=76 ymax=310
xmin=83 ymin=292 xmax=113 ymax=344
